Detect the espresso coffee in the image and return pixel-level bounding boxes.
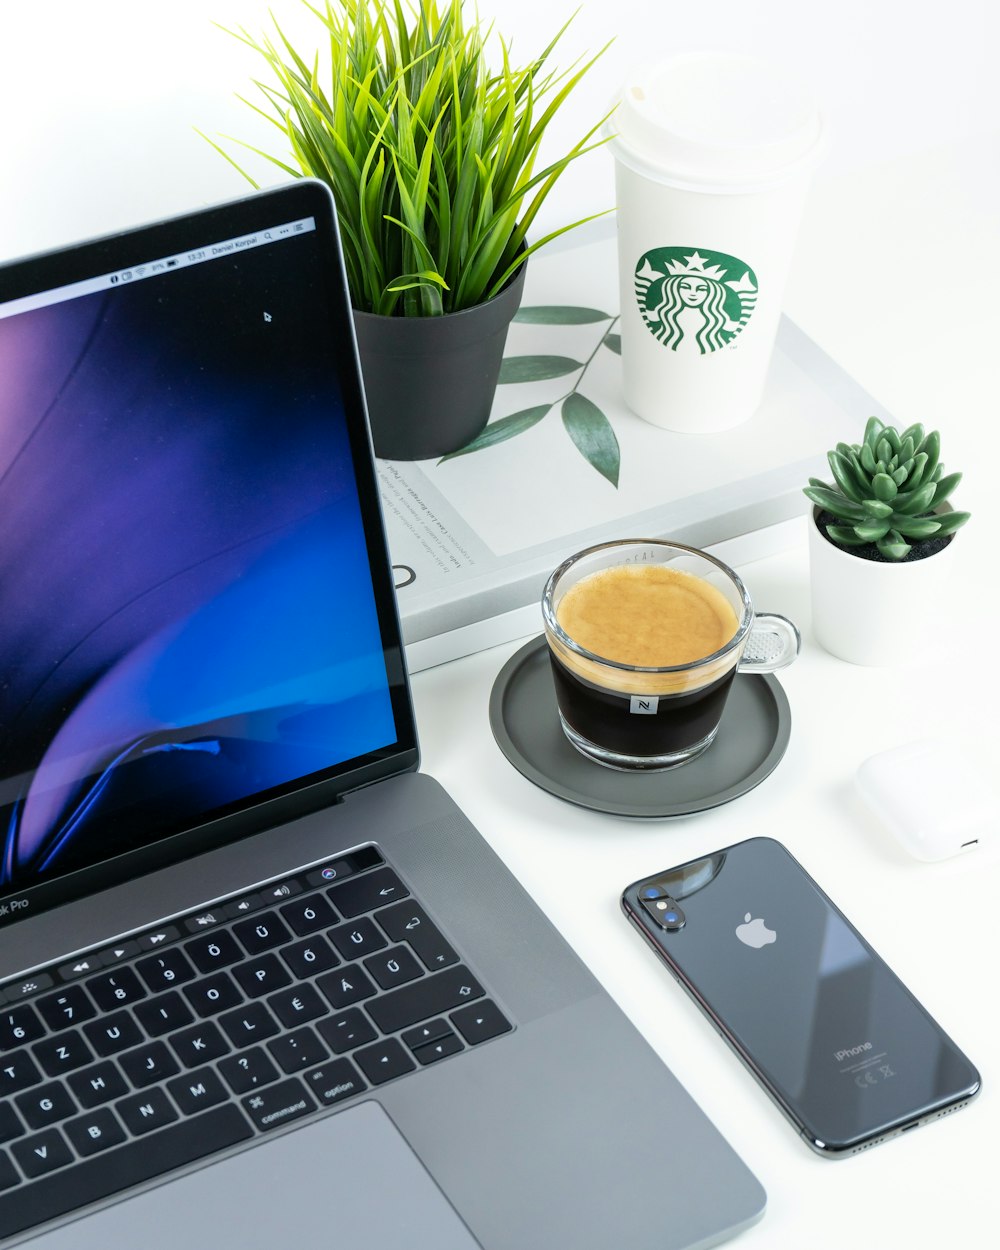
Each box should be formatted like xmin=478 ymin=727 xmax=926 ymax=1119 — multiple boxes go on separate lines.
xmin=548 ymin=562 xmax=742 ymax=767
xmin=555 ymin=564 xmax=739 ymax=669
xmin=549 ymin=654 xmax=736 ymax=763
xmin=542 ymin=540 xmax=797 ymax=770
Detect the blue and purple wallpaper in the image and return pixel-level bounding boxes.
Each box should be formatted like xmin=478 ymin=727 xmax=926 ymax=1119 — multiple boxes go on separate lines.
xmin=0 ymin=235 xmax=396 ymax=891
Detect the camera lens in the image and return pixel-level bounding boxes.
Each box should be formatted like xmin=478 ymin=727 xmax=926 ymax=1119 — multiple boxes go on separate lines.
xmin=638 ymin=892 xmax=686 ymax=931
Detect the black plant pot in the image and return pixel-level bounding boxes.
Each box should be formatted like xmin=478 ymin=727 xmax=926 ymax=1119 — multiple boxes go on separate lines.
xmin=352 ymin=261 xmax=527 ymax=461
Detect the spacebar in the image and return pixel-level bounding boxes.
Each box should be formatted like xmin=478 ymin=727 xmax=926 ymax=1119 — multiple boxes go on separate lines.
xmin=0 ymin=1105 xmax=253 ymax=1239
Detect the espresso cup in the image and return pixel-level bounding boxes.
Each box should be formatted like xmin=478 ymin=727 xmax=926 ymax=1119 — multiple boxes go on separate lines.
xmin=541 ymin=539 xmax=799 ymax=771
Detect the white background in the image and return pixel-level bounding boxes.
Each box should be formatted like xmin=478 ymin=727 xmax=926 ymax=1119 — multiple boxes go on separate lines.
xmin=3 ymin=4 xmax=999 ymax=1249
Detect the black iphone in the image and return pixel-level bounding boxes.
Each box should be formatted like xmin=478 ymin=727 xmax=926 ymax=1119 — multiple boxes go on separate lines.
xmin=622 ymin=837 xmax=980 ymax=1158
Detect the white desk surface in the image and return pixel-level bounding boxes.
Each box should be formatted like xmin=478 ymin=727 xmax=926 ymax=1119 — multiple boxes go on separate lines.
xmin=3 ymin=3 xmax=998 ymax=1245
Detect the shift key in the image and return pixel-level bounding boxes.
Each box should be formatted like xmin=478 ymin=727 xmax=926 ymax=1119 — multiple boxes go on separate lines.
xmin=367 ymin=967 xmax=484 ymax=1034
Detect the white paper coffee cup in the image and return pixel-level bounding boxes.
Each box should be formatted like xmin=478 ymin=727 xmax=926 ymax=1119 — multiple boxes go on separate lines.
xmin=606 ymin=52 xmax=824 ymax=433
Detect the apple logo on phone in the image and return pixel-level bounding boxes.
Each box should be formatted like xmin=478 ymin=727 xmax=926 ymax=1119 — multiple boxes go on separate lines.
xmin=735 ymin=913 xmax=776 ymax=948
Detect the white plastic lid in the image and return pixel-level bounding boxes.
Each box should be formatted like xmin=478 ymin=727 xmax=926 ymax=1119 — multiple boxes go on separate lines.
xmin=606 ymin=51 xmax=824 ymax=193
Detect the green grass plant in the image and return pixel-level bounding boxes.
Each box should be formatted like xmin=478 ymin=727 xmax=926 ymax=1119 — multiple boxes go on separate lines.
xmin=206 ymin=0 xmax=610 ymax=316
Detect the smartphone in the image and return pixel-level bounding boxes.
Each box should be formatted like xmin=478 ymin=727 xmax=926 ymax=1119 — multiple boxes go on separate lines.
xmin=622 ymin=837 xmax=980 ymax=1158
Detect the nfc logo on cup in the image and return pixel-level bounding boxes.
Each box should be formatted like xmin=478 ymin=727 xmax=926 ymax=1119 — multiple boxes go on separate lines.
xmin=630 ymin=695 xmax=659 ymax=715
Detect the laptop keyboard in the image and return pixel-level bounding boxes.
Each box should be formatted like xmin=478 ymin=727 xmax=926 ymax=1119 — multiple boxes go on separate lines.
xmin=0 ymin=847 xmax=512 ymax=1240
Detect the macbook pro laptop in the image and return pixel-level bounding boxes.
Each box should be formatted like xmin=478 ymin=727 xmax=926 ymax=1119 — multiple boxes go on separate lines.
xmin=0 ymin=179 xmax=765 ymax=1249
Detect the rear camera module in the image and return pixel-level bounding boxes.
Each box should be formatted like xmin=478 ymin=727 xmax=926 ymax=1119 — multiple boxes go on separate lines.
xmin=639 ymin=892 xmax=686 ymax=931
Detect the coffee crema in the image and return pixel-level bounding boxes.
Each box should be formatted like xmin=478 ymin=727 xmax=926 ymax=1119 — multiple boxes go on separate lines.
xmin=555 ymin=564 xmax=739 ymax=667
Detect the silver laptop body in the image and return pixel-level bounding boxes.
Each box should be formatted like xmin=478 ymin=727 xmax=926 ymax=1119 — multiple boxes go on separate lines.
xmin=0 ymin=180 xmax=764 ymax=1250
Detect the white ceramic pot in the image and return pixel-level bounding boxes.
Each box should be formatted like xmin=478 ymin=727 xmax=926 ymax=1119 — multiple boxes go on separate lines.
xmin=807 ymin=505 xmax=959 ymax=666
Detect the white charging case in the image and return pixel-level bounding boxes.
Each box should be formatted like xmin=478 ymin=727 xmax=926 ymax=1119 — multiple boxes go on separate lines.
xmin=856 ymin=739 xmax=993 ymax=862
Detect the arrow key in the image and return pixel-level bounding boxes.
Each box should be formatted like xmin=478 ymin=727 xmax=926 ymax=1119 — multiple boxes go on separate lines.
xmin=353 ymin=1038 xmax=416 ymax=1086
xmin=451 ymin=1000 xmax=513 ymax=1047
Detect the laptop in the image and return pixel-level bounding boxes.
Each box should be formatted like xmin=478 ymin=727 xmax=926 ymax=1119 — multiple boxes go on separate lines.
xmin=0 ymin=179 xmax=765 ymax=1250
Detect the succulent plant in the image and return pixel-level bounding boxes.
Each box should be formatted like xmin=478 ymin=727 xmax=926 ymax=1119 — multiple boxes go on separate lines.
xmin=804 ymin=417 xmax=970 ymax=561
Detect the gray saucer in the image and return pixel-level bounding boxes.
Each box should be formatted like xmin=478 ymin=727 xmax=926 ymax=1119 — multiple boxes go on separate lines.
xmin=489 ymin=636 xmax=791 ymax=818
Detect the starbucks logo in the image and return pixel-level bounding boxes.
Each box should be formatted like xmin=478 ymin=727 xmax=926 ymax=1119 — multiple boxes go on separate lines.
xmin=634 ymin=247 xmax=758 ymax=355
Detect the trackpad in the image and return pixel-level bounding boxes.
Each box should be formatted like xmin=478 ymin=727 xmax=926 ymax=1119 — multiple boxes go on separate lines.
xmin=36 ymin=1103 xmax=482 ymax=1249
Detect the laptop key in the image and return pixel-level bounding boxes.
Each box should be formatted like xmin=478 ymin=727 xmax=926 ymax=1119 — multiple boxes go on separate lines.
xmin=315 ymin=964 xmax=378 ymax=1010
xmin=15 ymin=1082 xmax=76 ymax=1131
xmin=366 ymin=966 xmax=485 ymax=1035
xmin=451 ymin=1000 xmax=513 ymax=1046
xmin=36 ymin=987 xmax=97 ymax=1031
xmin=0 ymin=1053 xmax=41 ymax=1096
xmin=11 ymin=1128 xmax=73 ymax=1179
xmin=0 ymin=1107 xmax=252 ymax=1240
xmin=134 ymin=990 xmax=194 ymax=1037
xmin=233 ymin=912 xmax=292 ymax=956
xmin=241 ymin=1077 xmax=316 ymax=1131
xmin=279 ymin=893 xmax=336 ymax=935
xmin=268 ymin=1027 xmax=328 ymax=1074
xmin=412 ymin=1032 xmax=463 ymax=1067
xmin=33 ymin=1030 xmax=94 ymax=1077
xmin=353 ymin=1038 xmax=417 ymax=1085
xmin=303 ymin=1058 xmax=365 ymax=1106
xmin=316 ymin=1009 xmax=377 ymax=1055
xmin=0 ymin=1153 xmax=18 ymax=1192
xmin=218 ymin=1002 xmax=281 ymax=1049
xmin=327 ymin=917 xmax=387 ymax=960
xmin=83 ymin=1011 xmax=144 ymax=1057
xmin=363 ymin=945 xmax=423 ymax=991
xmin=184 ymin=930 xmax=243 ymax=974
xmin=119 ymin=1042 xmax=180 ymax=1089
xmin=233 ymin=953 xmax=292 ymax=999
xmin=86 ymin=969 xmax=146 ymax=1012
xmin=169 ymin=1021 xmax=230 ymax=1069
xmin=328 ymin=867 xmax=408 ymax=918
xmin=377 ymin=901 xmax=459 ymax=971
xmin=64 ymin=1108 xmax=126 ymax=1157
xmin=68 ymin=1062 xmax=128 ymax=1109
xmin=0 ymin=1006 xmax=44 ymax=1050
xmin=116 ymin=1089 xmax=178 ymax=1136
xmin=281 ymin=936 xmax=338 ymax=979
xmin=166 ymin=1068 xmax=228 ymax=1116
xmin=136 ymin=948 xmax=196 ymax=993
xmin=0 ymin=1105 xmax=23 ymax=1145
xmin=183 ymin=971 xmax=243 ymax=1018
xmin=267 ymin=984 xmax=326 ymax=1029
xmin=219 ymin=1047 xmax=280 ymax=1094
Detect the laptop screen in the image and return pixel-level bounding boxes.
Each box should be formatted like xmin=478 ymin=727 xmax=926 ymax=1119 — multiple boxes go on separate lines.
xmin=0 ymin=182 xmax=417 ymax=924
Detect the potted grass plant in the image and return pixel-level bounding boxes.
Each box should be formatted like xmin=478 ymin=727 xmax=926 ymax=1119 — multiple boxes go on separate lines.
xmin=803 ymin=417 xmax=971 ymax=665
xmin=208 ymin=0 xmax=609 ymax=460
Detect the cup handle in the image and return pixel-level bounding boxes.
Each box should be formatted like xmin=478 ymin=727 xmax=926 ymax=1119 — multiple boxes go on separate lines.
xmin=738 ymin=613 xmax=800 ymax=673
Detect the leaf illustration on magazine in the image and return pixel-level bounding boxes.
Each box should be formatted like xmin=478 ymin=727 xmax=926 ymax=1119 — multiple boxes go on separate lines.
xmin=440 ymin=306 xmax=622 ymax=486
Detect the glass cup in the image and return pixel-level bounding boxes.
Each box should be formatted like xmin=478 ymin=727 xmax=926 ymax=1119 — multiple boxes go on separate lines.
xmin=541 ymin=539 xmax=799 ymax=771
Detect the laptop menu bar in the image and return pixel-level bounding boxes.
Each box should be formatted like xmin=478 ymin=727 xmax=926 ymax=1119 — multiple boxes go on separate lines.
xmin=0 ymin=216 xmax=317 ymax=321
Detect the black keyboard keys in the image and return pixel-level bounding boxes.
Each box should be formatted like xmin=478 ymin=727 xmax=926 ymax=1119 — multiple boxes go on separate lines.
xmin=185 ymin=930 xmax=244 ymax=973
xmin=233 ymin=912 xmax=291 ymax=955
xmin=12 ymin=1129 xmax=73 ymax=1179
xmin=68 ymin=1062 xmax=128 ymax=1109
xmin=353 ymin=1038 xmax=416 ymax=1085
xmin=328 ymin=867 xmax=408 ymax=918
xmin=36 ymin=987 xmax=96 ymax=1032
xmin=34 ymin=1031 xmax=94 ymax=1078
xmin=83 ymin=1011 xmax=143 ymax=1058
xmin=367 ymin=966 xmax=484 ymax=1034
xmin=86 ymin=968 xmax=146 ymax=1012
xmin=65 ymin=1109 xmax=126 ymax=1157
xmin=134 ymin=991 xmax=194 ymax=1038
xmin=377 ymin=901 xmax=459 ymax=971
xmin=0 ymin=1006 xmax=44 ymax=1050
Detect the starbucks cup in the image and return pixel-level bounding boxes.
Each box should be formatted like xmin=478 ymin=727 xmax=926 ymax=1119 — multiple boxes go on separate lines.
xmin=606 ymin=52 xmax=824 ymax=433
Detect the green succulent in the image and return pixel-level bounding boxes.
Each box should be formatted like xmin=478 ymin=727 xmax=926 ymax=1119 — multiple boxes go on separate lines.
xmin=804 ymin=417 xmax=970 ymax=561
